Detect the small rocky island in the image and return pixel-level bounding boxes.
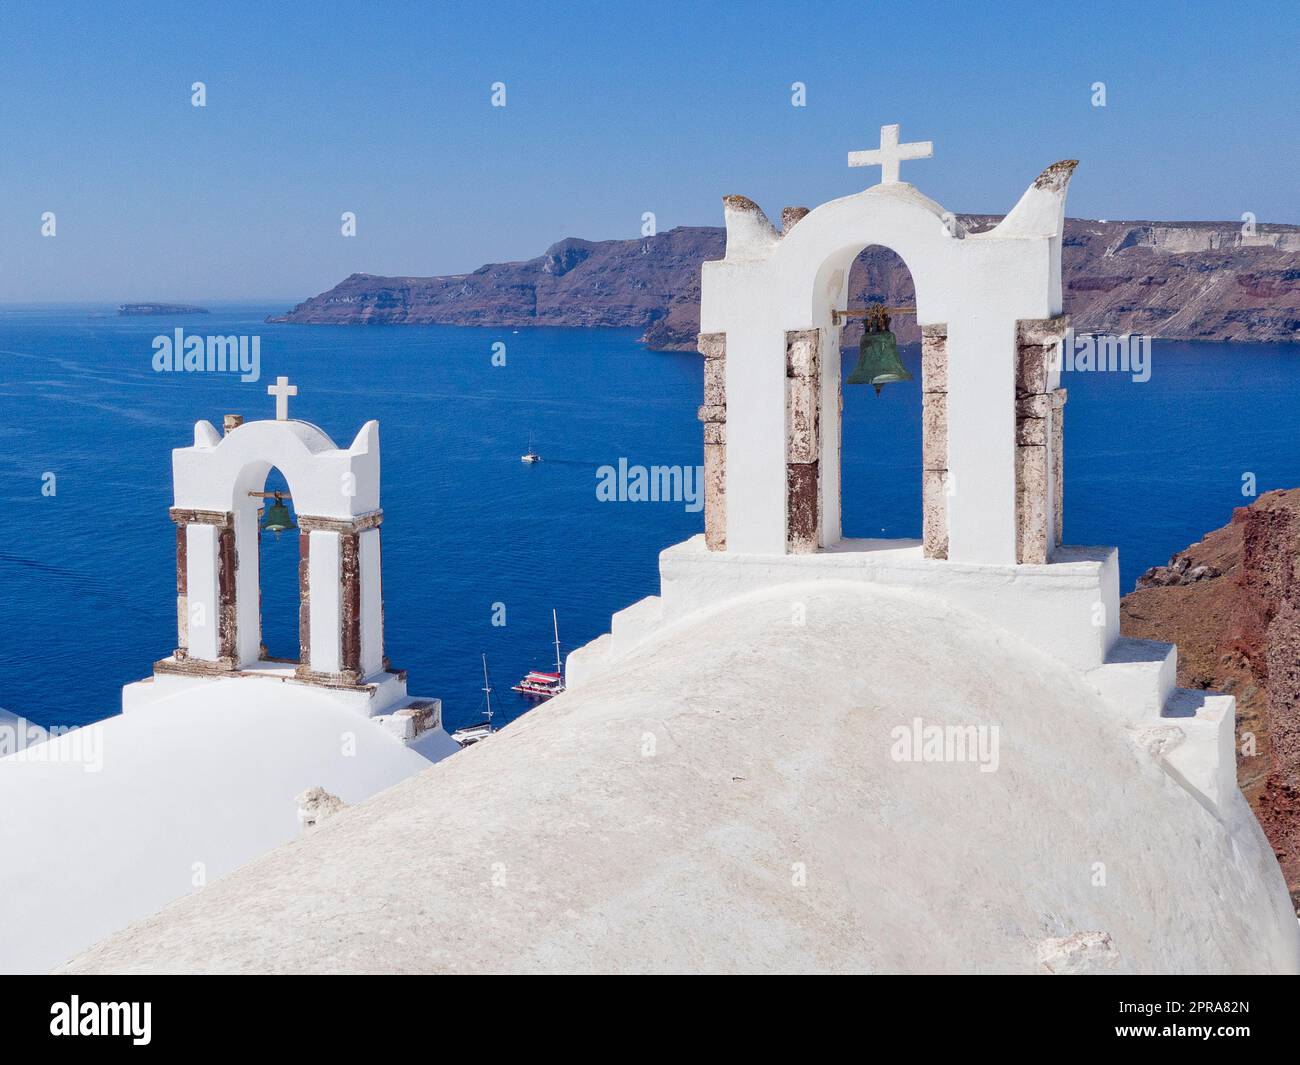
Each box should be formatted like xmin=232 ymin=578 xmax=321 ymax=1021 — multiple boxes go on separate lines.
xmin=118 ymin=303 xmax=210 ymax=316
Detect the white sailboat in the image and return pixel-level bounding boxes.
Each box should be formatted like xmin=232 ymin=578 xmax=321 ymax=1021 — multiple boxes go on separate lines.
xmin=452 ymin=654 xmax=497 ymax=747
xmin=520 ymin=431 xmax=541 ymax=463
xmin=512 ymin=609 xmax=566 ymax=700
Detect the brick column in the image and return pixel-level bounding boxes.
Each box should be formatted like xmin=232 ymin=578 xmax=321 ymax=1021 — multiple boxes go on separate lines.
xmin=1015 ymin=317 xmax=1069 ymax=563
xmin=697 ymin=333 xmax=727 ymax=551
xmin=921 ymin=324 xmax=950 ymax=560
xmin=785 ymin=329 xmax=820 ymax=553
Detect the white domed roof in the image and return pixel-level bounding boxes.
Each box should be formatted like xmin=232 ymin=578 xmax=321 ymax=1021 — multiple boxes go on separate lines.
xmin=62 ymin=582 xmax=1300 ymax=973
xmin=0 ymin=678 xmax=453 ymax=974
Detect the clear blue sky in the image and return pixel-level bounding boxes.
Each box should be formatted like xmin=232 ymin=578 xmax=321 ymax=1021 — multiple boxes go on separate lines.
xmin=2 ymin=0 xmax=1296 ymax=302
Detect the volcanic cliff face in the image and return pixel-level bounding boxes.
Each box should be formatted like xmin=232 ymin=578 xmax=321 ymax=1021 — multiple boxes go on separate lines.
xmin=270 ymin=218 xmax=1300 ymax=347
xmin=1121 ymin=489 xmax=1300 ymax=914
xmin=269 ymin=227 xmax=724 ymax=334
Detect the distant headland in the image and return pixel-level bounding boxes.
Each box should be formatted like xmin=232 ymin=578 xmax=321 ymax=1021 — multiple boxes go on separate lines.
xmin=118 ymin=303 xmax=210 ymax=316
xmin=268 ymin=218 xmax=1299 ymax=348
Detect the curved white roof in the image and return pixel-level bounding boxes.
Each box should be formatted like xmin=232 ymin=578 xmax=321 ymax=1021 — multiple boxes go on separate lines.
xmin=59 ymin=582 xmax=1300 ymax=974
xmin=0 ymin=679 xmax=448 ymax=974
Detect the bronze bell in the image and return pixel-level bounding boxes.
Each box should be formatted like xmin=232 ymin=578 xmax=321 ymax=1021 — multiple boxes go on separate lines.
xmin=847 ymin=305 xmax=913 ymax=395
xmin=261 ymin=492 xmax=296 ymax=536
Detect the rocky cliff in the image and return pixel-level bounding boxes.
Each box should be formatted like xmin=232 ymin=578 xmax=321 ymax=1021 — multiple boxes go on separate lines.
xmin=270 ymin=218 xmax=1299 ymax=347
xmin=1121 ymin=489 xmax=1300 ymax=914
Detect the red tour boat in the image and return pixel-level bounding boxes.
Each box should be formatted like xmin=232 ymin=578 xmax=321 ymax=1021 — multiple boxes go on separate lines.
xmin=512 ymin=610 xmax=566 ymax=700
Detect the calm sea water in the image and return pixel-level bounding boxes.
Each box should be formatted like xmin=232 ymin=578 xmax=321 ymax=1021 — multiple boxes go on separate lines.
xmin=1 ymin=304 xmax=1297 ymax=731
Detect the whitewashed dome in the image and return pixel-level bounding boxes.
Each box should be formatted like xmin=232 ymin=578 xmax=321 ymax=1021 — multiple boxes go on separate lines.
xmin=63 ymin=582 xmax=1299 ymax=973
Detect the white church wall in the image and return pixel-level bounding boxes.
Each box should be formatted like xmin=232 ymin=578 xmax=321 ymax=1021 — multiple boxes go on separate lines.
xmin=945 ymin=314 xmax=1017 ymax=562
xmin=816 ymin=324 xmax=842 ymax=545
xmin=1087 ymin=638 xmax=1179 ymax=721
xmin=1160 ymin=691 xmax=1238 ymax=813
xmin=172 ymin=419 xmax=380 ymax=520
xmin=648 ymin=536 xmax=1119 ymax=672
xmin=185 ymin=523 xmax=219 ymax=661
xmin=359 ymin=528 xmax=383 ymax=677
xmin=308 ymin=530 xmax=342 ymax=674
xmin=234 ymin=506 xmax=261 ymax=665
xmin=721 ymin=322 xmax=788 ymax=554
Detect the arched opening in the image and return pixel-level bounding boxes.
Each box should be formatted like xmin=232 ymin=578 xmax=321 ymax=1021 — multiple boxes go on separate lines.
xmin=228 ymin=456 xmax=303 ymax=668
xmin=837 ymin=245 xmax=922 ymax=541
xmin=253 ymin=466 xmax=301 ymax=662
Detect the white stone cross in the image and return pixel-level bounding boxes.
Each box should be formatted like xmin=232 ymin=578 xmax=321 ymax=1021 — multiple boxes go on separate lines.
xmin=267 ymin=376 xmax=298 ymax=420
xmin=848 ymin=123 xmax=933 ymax=185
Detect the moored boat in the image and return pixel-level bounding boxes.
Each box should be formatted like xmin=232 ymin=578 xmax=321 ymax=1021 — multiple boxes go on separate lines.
xmin=512 ymin=610 xmax=566 ymax=700
xmin=452 ymin=654 xmax=497 ymax=747
xmin=520 ymin=430 xmax=541 ymax=463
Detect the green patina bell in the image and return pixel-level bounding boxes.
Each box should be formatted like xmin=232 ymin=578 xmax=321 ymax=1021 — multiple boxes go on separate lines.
xmin=261 ymin=493 xmax=295 ymax=536
xmin=847 ymin=306 xmax=913 ymax=396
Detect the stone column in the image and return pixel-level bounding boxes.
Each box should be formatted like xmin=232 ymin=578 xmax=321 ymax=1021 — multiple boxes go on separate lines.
xmin=697 ymin=333 xmax=727 ymax=551
xmin=1052 ymin=388 xmax=1066 ymax=548
xmin=785 ymin=329 xmax=820 ymax=553
xmin=297 ymin=525 xmax=312 ymax=668
xmin=339 ymin=530 xmax=362 ymax=684
xmin=921 ymin=324 xmax=950 ymax=560
xmin=1015 ymin=317 xmax=1069 ymax=564
xmin=256 ymin=508 xmax=266 ymax=659
xmin=217 ymin=522 xmax=238 ymax=663
xmin=358 ymin=527 xmax=384 ymax=676
xmin=295 ymin=510 xmax=383 ymax=685
xmin=164 ymin=508 xmax=238 ymax=672
xmin=173 ymin=523 xmax=188 ymax=659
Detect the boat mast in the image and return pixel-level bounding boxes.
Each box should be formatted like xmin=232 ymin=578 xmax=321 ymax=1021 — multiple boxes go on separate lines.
xmin=552 ymin=608 xmax=563 ymax=677
xmin=481 ymin=653 xmax=494 ymax=727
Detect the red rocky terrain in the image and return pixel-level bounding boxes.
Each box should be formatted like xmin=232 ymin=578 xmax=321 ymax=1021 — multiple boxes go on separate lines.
xmin=1122 ymin=489 xmax=1300 ymax=913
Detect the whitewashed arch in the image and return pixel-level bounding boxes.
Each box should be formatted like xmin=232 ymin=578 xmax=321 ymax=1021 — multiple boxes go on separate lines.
xmin=173 ymin=418 xmax=380 ymax=518
xmin=163 ymin=417 xmax=386 ymax=684
xmin=698 ymin=161 xmax=1076 ymax=564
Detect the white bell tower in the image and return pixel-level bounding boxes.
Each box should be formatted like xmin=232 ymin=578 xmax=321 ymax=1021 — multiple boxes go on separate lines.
xmin=128 ymin=383 xmax=450 ymax=752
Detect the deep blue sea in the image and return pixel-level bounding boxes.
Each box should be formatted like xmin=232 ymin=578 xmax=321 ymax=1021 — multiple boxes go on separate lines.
xmin=1 ymin=304 xmax=1297 ymax=732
